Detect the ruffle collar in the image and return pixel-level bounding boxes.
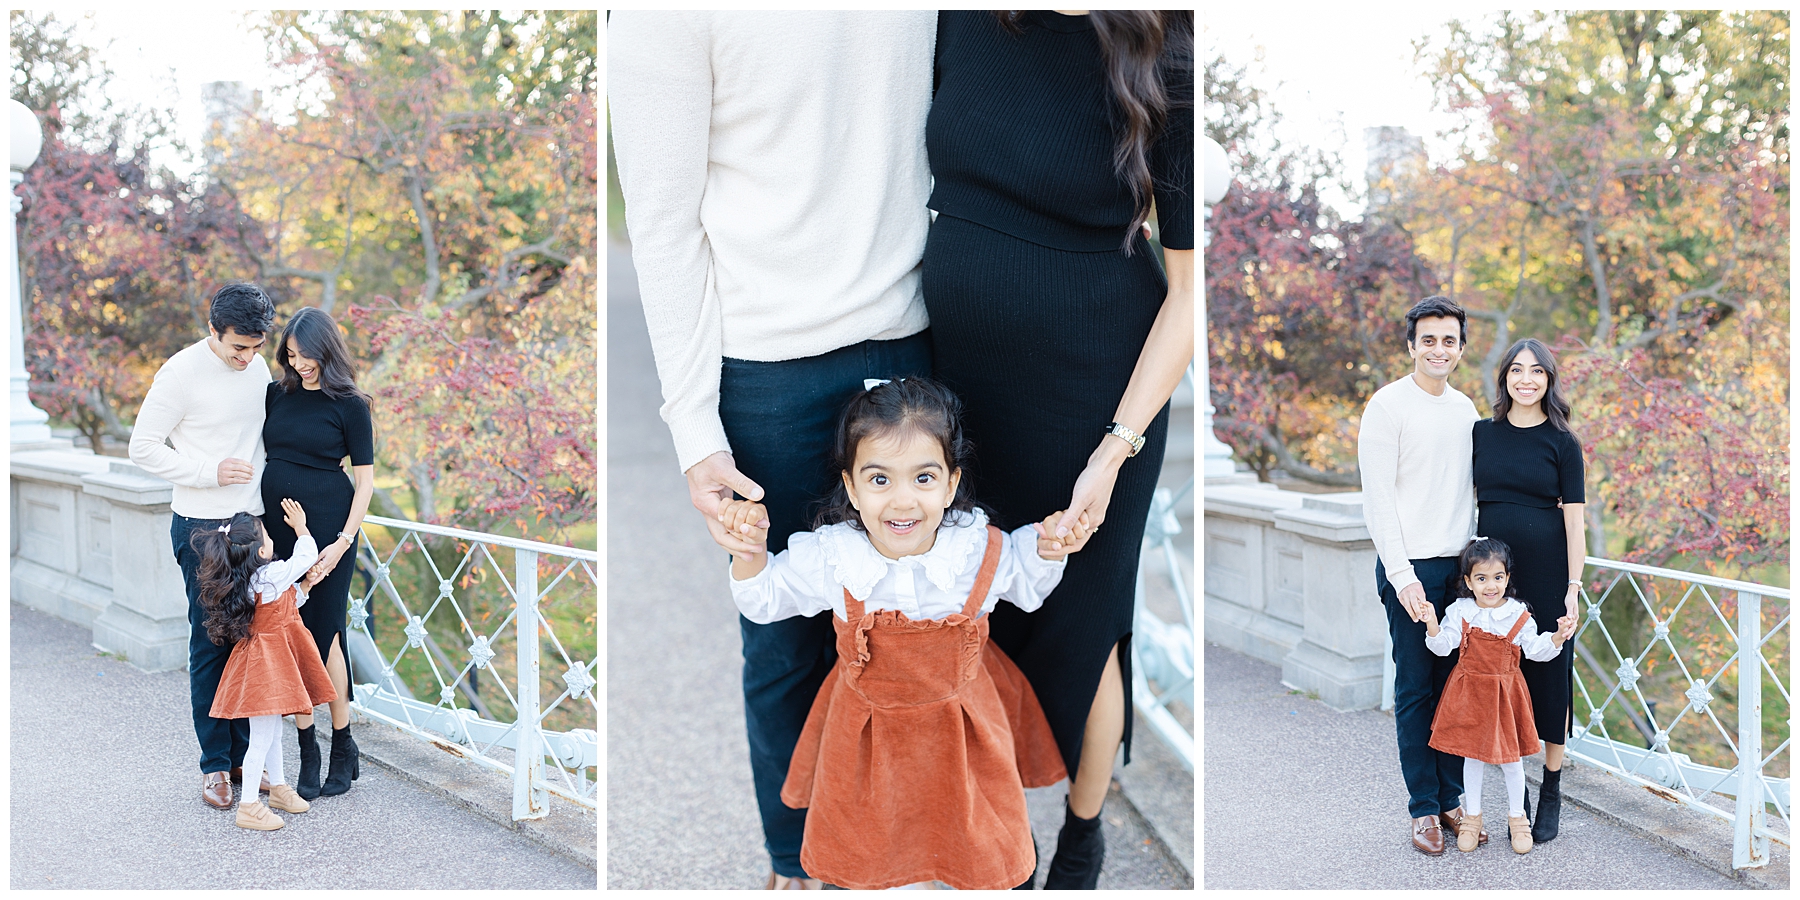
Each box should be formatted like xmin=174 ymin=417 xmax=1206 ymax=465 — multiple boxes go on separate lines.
xmin=817 ymin=508 xmax=989 ymax=601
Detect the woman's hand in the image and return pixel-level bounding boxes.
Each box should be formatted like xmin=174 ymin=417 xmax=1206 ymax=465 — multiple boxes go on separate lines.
xmin=308 ymin=537 xmax=350 ymax=585
xmin=1054 ymin=440 xmax=1129 ymax=539
xmin=1564 ymin=583 xmax=1582 ymax=632
xmin=1035 ymin=509 xmax=1093 ymax=560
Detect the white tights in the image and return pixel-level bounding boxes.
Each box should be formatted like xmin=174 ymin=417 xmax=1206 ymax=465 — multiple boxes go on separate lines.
xmin=241 ymin=714 xmax=286 ymax=807
xmin=1463 ymin=757 xmax=1525 ymax=817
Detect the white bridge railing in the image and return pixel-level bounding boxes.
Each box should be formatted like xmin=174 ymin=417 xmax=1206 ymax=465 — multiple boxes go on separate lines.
xmin=1565 ymin=557 xmax=1789 ymax=870
xmin=346 ymin=514 xmax=596 ymax=820
xmin=1132 ymin=363 xmax=1196 ymax=772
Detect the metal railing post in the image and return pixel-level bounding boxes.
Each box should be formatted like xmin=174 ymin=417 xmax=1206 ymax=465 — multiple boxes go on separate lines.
xmin=1734 ymin=590 xmax=1767 ymax=869
xmin=513 ymin=548 xmax=547 ymax=820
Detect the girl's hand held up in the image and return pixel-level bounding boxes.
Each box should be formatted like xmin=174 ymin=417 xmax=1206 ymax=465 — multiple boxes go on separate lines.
xmin=281 ymin=498 xmax=309 ymax=535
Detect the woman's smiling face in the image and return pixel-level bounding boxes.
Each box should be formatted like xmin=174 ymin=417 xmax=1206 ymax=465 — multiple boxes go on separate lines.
xmin=286 ymin=336 xmax=322 ymax=388
xmin=841 ymin=427 xmax=962 ymax=561
xmin=1505 ymin=347 xmax=1548 ymax=409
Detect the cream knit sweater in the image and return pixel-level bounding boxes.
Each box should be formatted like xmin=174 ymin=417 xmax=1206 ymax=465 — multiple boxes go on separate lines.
xmin=128 ymin=338 xmax=272 ymax=519
xmin=1356 ymin=374 xmax=1479 ymax=593
xmin=608 ymin=11 xmax=935 ymax=472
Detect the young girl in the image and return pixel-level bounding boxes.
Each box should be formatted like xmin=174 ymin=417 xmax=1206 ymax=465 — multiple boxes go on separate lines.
xmin=714 ymin=377 xmax=1092 ymax=890
xmin=193 ymin=499 xmax=338 ymax=831
xmin=1422 ymin=537 xmax=1574 ymax=855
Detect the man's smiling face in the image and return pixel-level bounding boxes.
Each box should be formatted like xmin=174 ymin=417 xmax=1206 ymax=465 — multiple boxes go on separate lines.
xmin=1407 ymin=315 xmax=1464 ymax=383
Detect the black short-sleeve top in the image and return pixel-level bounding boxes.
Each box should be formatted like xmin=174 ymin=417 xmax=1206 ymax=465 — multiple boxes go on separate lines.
xmin=1471 ymin=417 xmax=1585 ymax=508
xmin=264 ymin=382 xmax=375 ymax=471
xmin=927 ymin=10 xmax=1195 ymax=252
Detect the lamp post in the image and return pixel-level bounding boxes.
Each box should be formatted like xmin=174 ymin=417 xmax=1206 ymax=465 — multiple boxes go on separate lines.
xmin=9 ymin=99 xmax=52 ymax=445
xmin=1200 ymin=135 xmax=1237 ymax=479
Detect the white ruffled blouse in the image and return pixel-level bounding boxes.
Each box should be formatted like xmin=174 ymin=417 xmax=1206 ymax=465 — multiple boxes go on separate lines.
xmin=251 ymin=535 xmax=318 ymax=607
xmin=729 ymin=509 xmax=1065 ymax=624
xmin=1425 ymin=597 xmax=1562 ymax=662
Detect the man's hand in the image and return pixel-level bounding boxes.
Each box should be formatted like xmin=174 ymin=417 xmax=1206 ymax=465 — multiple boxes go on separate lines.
xmin=687 ymin=451 xmax=767 ymax=555
xmin=1398 ymin=582 xmax=1429 ymax=623
xmin=216 ymin=457 xmax=255 ymax=486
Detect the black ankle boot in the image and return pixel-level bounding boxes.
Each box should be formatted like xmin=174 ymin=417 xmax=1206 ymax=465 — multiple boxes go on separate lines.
xmin=1013 ymin=837 xmax=1039 ymax=889
xmin=1532 ymin=767 xmax=1563 ymax=843
xmin=319 ymin=725 xmax=360 ymax=796
xmin=1043 ymin=799 xmax=1104 ymax=889
xmin=296 ymin=724 xmax=323 ymax=800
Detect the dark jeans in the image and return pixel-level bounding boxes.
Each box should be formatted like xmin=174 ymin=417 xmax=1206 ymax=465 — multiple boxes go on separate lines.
xmin=719 ymin=331 xmax=932 ymax=878
xmin=172 ymin=512 xmax=251 ymax=774
xmin=1379 ymin=555 xmax=1465 ymax=818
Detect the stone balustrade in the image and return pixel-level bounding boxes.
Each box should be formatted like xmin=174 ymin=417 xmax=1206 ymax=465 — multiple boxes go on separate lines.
xmin=1203 ymin=483 xmax=1389 ymax=710
xmin=11 ymin=444 xmax=191 ymax=670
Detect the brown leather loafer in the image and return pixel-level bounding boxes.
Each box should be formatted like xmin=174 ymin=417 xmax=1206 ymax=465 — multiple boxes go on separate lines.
xmin=1412 ymin=815 xmax=1445 ymax=855
xmin=202 ymin=771 xmax=232 ymax=809
xmin=1440 ymin=807 xmax=1488 ymax=845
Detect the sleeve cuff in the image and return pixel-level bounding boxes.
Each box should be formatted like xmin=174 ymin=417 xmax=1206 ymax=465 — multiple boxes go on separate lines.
xmin=669 ymin=414 xmax=733 ymax=477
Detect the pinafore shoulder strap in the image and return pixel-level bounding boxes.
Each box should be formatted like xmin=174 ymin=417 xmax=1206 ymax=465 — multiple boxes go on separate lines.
xmin=957 ymin=526 xmax=1005 ymax=619
xmin=1504 ymin=608 xmax=1533 ymax=641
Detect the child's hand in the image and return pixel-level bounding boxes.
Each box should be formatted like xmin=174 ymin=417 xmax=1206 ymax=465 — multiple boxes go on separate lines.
xmin=716 ymin=499 xmax=770 ymax=563
xmin=1552 ymin=614 xmax=1577 ymax=646
xmin=1034 ymin=510 xmax=1093 ymax=560
xmin=1419 ymin=601 xmax=1440 ymax=636
xmin=281 ymin=498 xmax=308 ymax=534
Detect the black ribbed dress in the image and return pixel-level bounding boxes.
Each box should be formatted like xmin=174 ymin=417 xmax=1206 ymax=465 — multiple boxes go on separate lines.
xmin=261 ymin=382 xmax=375 ymax=697
xmin=922 ymin=10 xmax=1193 ymax=775
xmin=1472 ymin=416 xmax=1585 ymax=746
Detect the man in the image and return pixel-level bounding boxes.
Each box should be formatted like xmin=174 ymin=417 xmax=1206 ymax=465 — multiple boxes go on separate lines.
xmin=1356 ymin=295 xmax=1481 ymax=855
xmin=129 ymin=282 xmax=276 ymax=810
xmin=608 ymin=11 xmax=935 ymax=890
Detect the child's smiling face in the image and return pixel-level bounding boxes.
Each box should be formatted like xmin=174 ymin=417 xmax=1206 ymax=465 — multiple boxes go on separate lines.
xmin=1465 ymin=558 xmax=1509 ymax=608
xmin=842 ymin=427 xmax=962 ymax=561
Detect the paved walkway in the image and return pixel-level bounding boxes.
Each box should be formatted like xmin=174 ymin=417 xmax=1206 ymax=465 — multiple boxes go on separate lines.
xmin=10 ymin=602 xmax=596 ymax=890
xmin=606 ymin=241 xmax=1191 ymax=888
xmin=1202 ymin=641 xmax=1755 ymax=890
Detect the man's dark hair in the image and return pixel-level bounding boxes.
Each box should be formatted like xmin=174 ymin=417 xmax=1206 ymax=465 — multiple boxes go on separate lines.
xmin=208 ymin=283 xmax=276 ymax=339
xmin=1404 ymin=295 xmax=1467 ymax=347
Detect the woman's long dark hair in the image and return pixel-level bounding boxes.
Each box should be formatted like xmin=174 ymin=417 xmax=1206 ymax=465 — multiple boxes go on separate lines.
xmin=191 ymin=512 xmax=265 ymax=646
xmin=814 ymin=377 xmax=984 ymax=532
xmin=1492 ymin=338 xmax=1573 ymax=433
xmin=276 ymin=306 xmax=370 ymax=402
xmin=994 ymin=10 xmax=1194 ymax=253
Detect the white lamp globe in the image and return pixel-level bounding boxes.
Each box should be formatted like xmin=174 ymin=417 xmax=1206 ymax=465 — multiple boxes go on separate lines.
xmin=10 ymin=100 xmax=43 ymax=172
xmin=1202 ymin=135 xmax=1233 ymax=206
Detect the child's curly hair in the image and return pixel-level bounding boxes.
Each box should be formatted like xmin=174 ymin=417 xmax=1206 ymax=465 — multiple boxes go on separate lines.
xmin=1447 ymin=535 xmax=1520 ymax=601
xmin=813 ymin=376 xmax=985 ymax=532
xmin=190 ymin=512 xmax=264 ymax=646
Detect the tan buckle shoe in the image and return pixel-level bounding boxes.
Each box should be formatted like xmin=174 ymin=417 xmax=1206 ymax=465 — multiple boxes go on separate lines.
xmin=267 ymin=784 xmax=310 ymax=814
xmin=1509 ymin=814 xmax=1532 ymax=854
xmin=1456 ymin=811 xmax=1483 ymax=852
xmin=202 ymin=771 xmax=232 ymax=809
xmin=235 ymin=801 xmax=284 ymax=831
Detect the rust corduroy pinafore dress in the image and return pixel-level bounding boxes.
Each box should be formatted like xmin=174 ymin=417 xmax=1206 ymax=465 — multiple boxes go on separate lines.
xmin=780 ymin=526 xmax=1068 ymax=890
xmin=1429 ymin=609 xmax=1541 ymax=765
xmin=210 ymin=585 xmax=338 ymax=719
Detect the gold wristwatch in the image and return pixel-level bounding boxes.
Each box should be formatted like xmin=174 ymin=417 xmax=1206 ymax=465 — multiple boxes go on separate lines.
xmin=1105 ymin=421 xmax=1145 ymax=457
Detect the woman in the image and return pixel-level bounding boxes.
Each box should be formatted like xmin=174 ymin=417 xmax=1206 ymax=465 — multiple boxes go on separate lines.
xmin=1470 ymin=337 xmax=1585 ymax=844
xmin=922 ymin=10 xmax=1193 ymax=888
xmin=261 ymin=306 xmax=375 ymax=800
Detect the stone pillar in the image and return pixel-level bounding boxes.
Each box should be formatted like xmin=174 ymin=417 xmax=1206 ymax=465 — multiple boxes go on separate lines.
xmin=86 ymin=461 xmax=189 ymax=671
xmin=12 ymin=449 xmax=190 ymax=671
xmin=1203 ymin=483 xmax=1306 ymax=665
xmin=9 ymin=99 xmax=52 ymax=446
xmin=1274 ymin=493 xmax=1387 ymax=710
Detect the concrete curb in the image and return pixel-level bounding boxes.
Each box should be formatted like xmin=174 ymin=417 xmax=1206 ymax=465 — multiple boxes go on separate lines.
xmin=319 ymin=715 xmax=598 ymax=871
xmin=1528 ymin=758 xmax=1788 ymax=890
